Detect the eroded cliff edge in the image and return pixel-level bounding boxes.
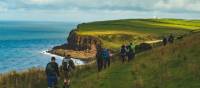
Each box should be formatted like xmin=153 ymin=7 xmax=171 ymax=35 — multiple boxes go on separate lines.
xmin=48 ymin=19 xmax=197 ymax=60
xmin=48 ymin=28 xmax=102 ymax=60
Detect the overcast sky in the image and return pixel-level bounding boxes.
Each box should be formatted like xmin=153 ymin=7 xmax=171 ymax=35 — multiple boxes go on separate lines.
xmin=0 ymin=0 xmax=200 ymax=22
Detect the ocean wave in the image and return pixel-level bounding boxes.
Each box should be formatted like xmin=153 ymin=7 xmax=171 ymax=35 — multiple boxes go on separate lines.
xmin=40 ymin=50 xmax=86 ymax=66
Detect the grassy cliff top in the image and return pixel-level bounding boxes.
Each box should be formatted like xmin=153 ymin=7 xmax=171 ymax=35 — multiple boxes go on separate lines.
xmin=77 ymin=19 xmax=200 ymax=35
xmin=75 ymin=19 xmax=200 ymax=49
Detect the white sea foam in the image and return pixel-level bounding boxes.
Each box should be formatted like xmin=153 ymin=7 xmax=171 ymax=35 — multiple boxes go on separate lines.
xmin=40 ymin=50 xmax=86 ymax=66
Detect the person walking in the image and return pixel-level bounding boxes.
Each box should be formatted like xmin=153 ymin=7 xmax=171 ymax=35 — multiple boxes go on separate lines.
xmin=45 ymin=57 xmax=60 ymax=88
xmin=163 ymin=37 xmax=167 ymax=46
xmin=96 ymin=45 xmax=103 ymax=72
xmin=168 ymin=34 xmax=174 ymax=43
xmin=120 ymin=45 xmax=127 ymax=63
xmin=127 ymin=46 xmax=134 ymax=62
xmin=107 ymin=49 xmax=111 ymax=67
xmin=129 ymin=43 xmax=136 ymax=59
xmin=101 ymin=48 xmax=110 ymax=69
xmin=61 ymin=55 xmax=75 ymax=88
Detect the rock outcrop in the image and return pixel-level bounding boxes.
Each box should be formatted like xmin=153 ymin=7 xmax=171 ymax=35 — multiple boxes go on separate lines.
xmin=50 ymin=29 xmax=102 ymax=59
xmin=66 ymin=30 xmax=102 ymax=51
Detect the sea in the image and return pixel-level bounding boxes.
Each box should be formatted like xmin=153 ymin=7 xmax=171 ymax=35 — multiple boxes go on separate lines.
xmin=0 ymin=21 xmax=83 ymax=73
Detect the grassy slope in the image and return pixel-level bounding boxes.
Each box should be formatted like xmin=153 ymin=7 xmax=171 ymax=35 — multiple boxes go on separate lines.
xmin=1 ymin=33 xmax=199 ymax=88
xmin=76 ymin=19 xmax=200 ymax=49
xmin=71 ymin=32 xmax=200 ymax=88
xmin=0 ymin=68 xmax=46 ymax=88
xmin=78 ymin=19 xmax=200 ymax=33
xmin=0 ymin=19 xmax=200 ymax=88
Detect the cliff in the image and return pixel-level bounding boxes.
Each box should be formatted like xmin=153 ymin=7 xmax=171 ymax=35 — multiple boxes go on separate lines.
xmin=49 ymin=29 xmax=102 ymax=60
xmin=49 ymin=19 xmax=200 ymax=59
xmin=66 ymin=29 xmax=102 ymax=51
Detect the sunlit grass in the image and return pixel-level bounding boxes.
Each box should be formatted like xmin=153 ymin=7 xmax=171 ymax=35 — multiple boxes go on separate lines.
xmin=1 ymin=19 xmax=200 ymax=88
xmin=0 ymin=32 xmax=199 ymax=88
xmin=71 ymin=32 xmax=200 ymax=88
xmin=76 ymin=19 xmax=200 ymax=50
xmin=77 ymin=30 xmax=145 ymax=36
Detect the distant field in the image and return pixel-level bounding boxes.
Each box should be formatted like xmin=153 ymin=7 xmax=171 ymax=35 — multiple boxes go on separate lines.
xmin=76 ymin=19 xmax=200 ymax=49
xmin=78 ymin=19 xmax=200 ymax=34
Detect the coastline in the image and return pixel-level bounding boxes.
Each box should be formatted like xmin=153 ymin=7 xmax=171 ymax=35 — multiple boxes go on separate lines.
xmin=40 ymin=50 xmax=87 ymax=66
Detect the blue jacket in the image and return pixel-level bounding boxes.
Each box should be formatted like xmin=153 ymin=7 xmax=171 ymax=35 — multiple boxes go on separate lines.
xmin=101 ymin=49 xmax=109 ymax=60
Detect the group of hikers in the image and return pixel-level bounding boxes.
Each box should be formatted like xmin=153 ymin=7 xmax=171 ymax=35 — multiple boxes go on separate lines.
xmin=96 ymin=45 xmax=112 ymax=72
xmin=45 ymin=34 xmax=174 ymax=88
xmin=45 ymin=48 xmax=113 ymax=88
xmin=163 ymin=34 xmax=174 ymax=46
xmin=96 ymin=42 xmax=136 ymax=72
xmin=120 ymin=43 xmax=136 ymax=63
xmin=44 ymin=33 xmax=177 ymax=88
xmin=45 ymin=55 xmax=75 ymax=88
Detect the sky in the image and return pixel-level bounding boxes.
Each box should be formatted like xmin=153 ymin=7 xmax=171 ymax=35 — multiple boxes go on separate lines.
xmin=0 ymin=0 xmax=200 ymax=22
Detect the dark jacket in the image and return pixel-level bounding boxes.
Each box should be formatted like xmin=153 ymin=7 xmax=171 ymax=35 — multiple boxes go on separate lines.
xmin=120 ymin=48 xmax=126 ymax=56
xmin=45 ymin=62 xmax=60 ymax=76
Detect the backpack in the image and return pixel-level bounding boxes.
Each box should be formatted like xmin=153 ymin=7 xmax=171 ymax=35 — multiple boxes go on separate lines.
xmin=130 ymin=45 xmax=135 ymax=53
xmin=69 ymin=60 xmax=75 ymax=69
xmin=121 ymin=48 xmax=126 ymax=56
xmin=101 ymin=49 xmax=108 ymax=60
xmin=62 ymin=59 xmax=70 ymax=71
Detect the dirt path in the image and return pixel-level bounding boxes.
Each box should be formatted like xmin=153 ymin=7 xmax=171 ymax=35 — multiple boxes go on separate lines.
xmin=144 ymin=40 xmax=162 ymax=44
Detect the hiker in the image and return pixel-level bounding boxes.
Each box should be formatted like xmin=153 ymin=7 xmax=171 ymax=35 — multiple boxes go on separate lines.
xmin=107 ymin=49 xmax=111 ymax=67
xmin=125 ymin=45 xmax=129 ymax=54
xmin=129 ymin=43 xmax=136 ymax=59
xmin=127 ymin=46 xmax=134 ymax=61
xmin=163 ymin=37 xmax=167 ymax=46
xmin=45 ymin=57 xmax=60 ymax=88
xmin=168 ymin=34 xmax=174 ymax=43
xmin=102 ymin=48 xmax=110 ymax=69
xmin=96 ymin=45 xmax=103 ymax=72
xmin=61 ymin=55 xmax=75 ymax=88
xmin=120 ymin=45 xmax=127 ymax=63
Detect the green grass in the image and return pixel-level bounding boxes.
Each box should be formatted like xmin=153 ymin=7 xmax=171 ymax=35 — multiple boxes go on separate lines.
xmin=70 ymin=32 xmax=200 ymax=88
xmin=76 ymin=19 xmax=200 ymax=49
xmin=78 ymin=19 xmax=200 ymax=34
xmin=1 ymin=19 xmax=200 ymax=88
xmin=0 ymin=68 xmax=46 ymax=88
xmin=1 ymin=32 xmax=199 ymax=88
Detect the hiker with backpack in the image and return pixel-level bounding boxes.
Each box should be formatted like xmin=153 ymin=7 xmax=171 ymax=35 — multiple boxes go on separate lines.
xmin=120 ymin=45 xmax=127 ymax=63
xmin=127 ymin=45 xmax=134 ymax=62
xmin=163 ymin=37 xmax=168 ymax=46
xmin=61 ymin=55 xmax=75 ymax=88
xmin=107 ymin=49 xmax=112 ymax=67
xmin=45 ymin=57 xmax=60 ymax=88
xmin=96 ymin=45 xmax=103 ymax=72
xmin=168 ymin=34 xmax=174 ymax=43
xmin=102 ymin=48 xmax=110 ymax=69
xmin=129 ymin=43 xmax=136 ymax=59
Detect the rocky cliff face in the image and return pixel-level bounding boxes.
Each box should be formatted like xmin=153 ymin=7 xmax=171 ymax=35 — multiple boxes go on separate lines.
xmin=66 ymin=30 xmax=102 ymax=51
xmin=53 ymin=29 xmax=102 ymax=51
xmin=50 ymin=29 xmax=102 ymax=59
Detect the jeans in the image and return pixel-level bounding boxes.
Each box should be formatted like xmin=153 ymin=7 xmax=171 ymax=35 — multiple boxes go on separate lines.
xmin=47 ymin=74 xmax=57 ymax=87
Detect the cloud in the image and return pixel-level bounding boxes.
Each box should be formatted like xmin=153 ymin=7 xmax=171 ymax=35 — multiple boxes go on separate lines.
xmin=154 ymin=0 xmax=200 ymax=12
xmin=0 ymin=0 xmax=200 ymax=13
xmin=28 ymin=0 xmax=53 ymax=4
xmin=0 ymin=0 xmax=200 ymax=21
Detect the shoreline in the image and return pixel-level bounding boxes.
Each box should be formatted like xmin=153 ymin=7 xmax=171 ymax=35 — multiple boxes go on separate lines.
xmin=40 ymin=50 xmax=87 ymax=66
